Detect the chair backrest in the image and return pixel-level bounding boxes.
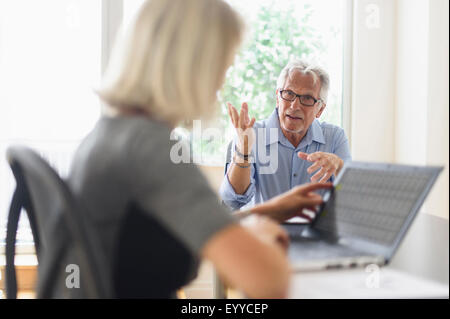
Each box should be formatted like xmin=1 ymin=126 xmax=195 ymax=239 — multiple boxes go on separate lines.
xmin=5 ymin=145 xmax=113 ymax=298
xmin=219 ymin=140 xmax=234 ymax=210
xmin=224 ymin=140 xmax=233 ymax=174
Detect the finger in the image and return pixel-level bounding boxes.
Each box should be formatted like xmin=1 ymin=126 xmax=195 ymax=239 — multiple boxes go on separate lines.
xmin=294 ymin=182 xmax=333 ymax=194
xmin=227 ymin=102 xmax=236 ymax=114
xmin=239 ymin=104 xmax=246 ymax=129
xmin=310 ymin=158 xmax=324 ymax=170
xmin=230 ymin=104 xmax=240 ymax=128
xmin=297 ymin=152 xmax=309 ymax=161
xmin=307 ymin=152 xmax=323 ymax=162
xmin=319 ymin=170 xmax=333 ymax=183
xmin=249 ymin=117 xmax=256 ymax=128
xmin=311 ymin=167 xmax=326 ymax=182
xmin=307 ymin=204 xmax=321 ymax=213
xmin=298 ymin=196 xmax=324 ymax=207
xmin=242 ymin=102 xmax=250 ymax=124
xmin=307 ymin=161 xmax=322 ymax=174
xmin=306 ymin=192 xmax=322 ymax=200
xmin=227 ymin=103 xmax=236 ymax=125
xmin=310 ymin=157 xmax=329 ymax=173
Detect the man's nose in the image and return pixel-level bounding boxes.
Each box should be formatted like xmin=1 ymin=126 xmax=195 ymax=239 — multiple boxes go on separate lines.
xmin=289 ymin=96 xmax=302 ymax=109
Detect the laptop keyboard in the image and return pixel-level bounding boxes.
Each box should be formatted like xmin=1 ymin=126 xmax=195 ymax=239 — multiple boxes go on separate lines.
xmin=314 ymin=167 xmax=432 ymax=246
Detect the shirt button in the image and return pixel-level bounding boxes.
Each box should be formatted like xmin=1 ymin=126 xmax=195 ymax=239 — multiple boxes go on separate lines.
xmin=293 ymin=173 xmax=298 ymax=177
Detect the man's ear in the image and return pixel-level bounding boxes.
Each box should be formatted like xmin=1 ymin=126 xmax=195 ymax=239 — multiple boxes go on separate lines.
xmin=316 ymin=102 xmax=326 ymax=118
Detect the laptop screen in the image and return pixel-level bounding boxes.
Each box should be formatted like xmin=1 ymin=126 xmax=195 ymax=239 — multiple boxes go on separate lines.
xmin=313 ymin=163 xmax=441 ymax=248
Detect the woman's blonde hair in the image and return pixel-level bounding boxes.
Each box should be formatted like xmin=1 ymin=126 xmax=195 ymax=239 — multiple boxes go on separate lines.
xmin=98 ymin=0 xmax=244 ymax=126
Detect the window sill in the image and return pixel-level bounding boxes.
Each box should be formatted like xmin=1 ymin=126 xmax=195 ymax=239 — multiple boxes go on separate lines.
xmin=0 ymin=253 xmax=37 ymax=299
xmin=0 ymin=243 xmax=36 ymax=256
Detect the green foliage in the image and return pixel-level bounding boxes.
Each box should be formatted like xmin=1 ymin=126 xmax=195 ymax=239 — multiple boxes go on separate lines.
xmin=194 ymin=2 xmax=339 ymax=164
xmin=218 ymin=2 xmax=323 ymax=122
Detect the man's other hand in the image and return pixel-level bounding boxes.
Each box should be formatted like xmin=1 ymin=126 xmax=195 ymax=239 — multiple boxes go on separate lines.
xmin=298 ymin=151 xmax=344 ymax=183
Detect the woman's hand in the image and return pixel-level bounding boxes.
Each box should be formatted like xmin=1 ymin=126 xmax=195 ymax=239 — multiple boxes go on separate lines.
xmin=241 ymin=215 xmax=290 ymax=252
xmin=251 ymin=183 xmax=333 ymax=223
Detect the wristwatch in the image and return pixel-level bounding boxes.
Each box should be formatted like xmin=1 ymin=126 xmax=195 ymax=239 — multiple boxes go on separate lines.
xmin=235 ymin=145 xmax=251 ymax=160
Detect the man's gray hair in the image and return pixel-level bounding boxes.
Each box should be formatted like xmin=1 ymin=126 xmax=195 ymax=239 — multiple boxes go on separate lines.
xmin=276 ymin=60 xmax=330 ymax=104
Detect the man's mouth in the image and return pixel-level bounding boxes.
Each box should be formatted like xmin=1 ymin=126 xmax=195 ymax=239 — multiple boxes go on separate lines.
xmin=286 ymin=114 xmax=303 ymax=120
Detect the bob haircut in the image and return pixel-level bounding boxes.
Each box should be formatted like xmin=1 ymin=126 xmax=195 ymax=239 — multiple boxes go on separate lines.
xmin=97 ymin=0 xmax=244 ymax=126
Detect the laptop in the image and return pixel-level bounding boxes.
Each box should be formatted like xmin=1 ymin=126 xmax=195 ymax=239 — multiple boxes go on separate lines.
xmin=286 ymin=161 xmax=443 ymax=271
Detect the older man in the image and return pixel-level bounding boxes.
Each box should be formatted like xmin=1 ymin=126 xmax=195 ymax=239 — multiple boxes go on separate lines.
xmin=219 ymin=60 xmax=351 ymax=210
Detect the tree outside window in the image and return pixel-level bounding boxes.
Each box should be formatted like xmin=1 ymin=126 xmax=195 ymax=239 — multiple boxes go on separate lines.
xmin=193 ymin=0 xmax=344 ymax=165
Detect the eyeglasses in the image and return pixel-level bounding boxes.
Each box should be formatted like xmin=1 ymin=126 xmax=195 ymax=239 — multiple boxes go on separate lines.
xmin=279 ymin=90 xmax=321 ymax=107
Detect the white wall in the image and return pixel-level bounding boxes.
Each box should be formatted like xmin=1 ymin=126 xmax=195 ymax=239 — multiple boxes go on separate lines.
xmin=395 ymin=0 xmax=449 ymax=218
xmin=351 ymin=0 xmax=449 ymax=218
xmin=351 ymin=0 xmax=397 ymax=162
xmin=395 ymin=0 xmax=428 ymax=166
xmin=425 ymin=0 xmax=449 ymax=218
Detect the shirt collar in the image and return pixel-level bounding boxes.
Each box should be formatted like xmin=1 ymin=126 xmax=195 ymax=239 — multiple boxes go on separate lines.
xmin=264 ymin=108 xmax=326 ymax=148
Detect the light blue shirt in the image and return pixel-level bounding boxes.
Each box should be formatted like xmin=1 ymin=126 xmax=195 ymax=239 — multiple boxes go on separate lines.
xmin=219 ymin=109 xmax=352 ymax=210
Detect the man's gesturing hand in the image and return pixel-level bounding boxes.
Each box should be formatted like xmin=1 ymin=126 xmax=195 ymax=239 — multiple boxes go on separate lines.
xmin=227 ymin=102 xmax=256 ymax=155
xmin=298 ymin=151 xmax=344 ymax=183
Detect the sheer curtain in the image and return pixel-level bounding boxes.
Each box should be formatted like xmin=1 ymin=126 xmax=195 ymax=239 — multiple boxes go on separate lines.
xmin=0 ymin=0 xmax=102 ymax=243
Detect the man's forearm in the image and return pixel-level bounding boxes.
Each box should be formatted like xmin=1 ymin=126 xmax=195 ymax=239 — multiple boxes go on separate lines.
xmin=227 ymin=155 xmax=252 ymax=194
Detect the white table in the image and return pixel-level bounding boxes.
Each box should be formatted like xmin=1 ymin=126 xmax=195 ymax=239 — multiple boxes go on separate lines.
xmin=289 ymin=267 xmax=448 ymax=299
xmin=288 ymin=213 xmax=449 ymax=299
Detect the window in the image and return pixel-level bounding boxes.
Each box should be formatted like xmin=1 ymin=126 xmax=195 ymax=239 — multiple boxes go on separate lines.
xmin=0 ymin=0 xmax=102 ymax=244
xmin=123 ymin=0 xmax=347 ymax=166
xmin=211 ymin=0 xmax=347 ymax=165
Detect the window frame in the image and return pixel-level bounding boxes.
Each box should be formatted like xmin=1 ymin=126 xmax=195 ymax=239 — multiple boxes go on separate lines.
xmin=101 ymin=0 xmax=123 ymax=75
xmin=342 ymin=0 xmax=354 ymax=149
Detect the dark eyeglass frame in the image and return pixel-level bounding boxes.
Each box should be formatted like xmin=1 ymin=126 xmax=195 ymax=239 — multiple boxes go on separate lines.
xmin=279 ymin=89 xmax=322 ymax=107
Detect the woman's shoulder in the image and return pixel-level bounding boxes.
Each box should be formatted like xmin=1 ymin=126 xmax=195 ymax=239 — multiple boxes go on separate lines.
xmin=100 ymin=115 xmax=170 ymax=138
xmin=72 ymin=115 xmax=173 ymax=177
xmin=93 ymin=115 xmax=172 ymax=153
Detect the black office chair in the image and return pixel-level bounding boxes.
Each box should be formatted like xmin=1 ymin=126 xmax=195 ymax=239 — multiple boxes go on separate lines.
xmin=224 ymin=140 xmax=233 ymax=175
xmin=5 ymin=145 xmax=113 ymax=298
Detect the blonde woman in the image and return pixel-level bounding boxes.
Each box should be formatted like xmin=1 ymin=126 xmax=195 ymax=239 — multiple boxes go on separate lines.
xmin=69 ymin=0 xmax=331 ymax=298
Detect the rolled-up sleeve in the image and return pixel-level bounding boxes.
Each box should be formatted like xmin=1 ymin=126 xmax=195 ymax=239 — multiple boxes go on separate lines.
xmin=219 ymin=137 xmax=257 ymax=210
xmin=333 ymin=128 xmax=352 ymax=162
xmin=219 ymin=162 xmax=256 ymax=210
